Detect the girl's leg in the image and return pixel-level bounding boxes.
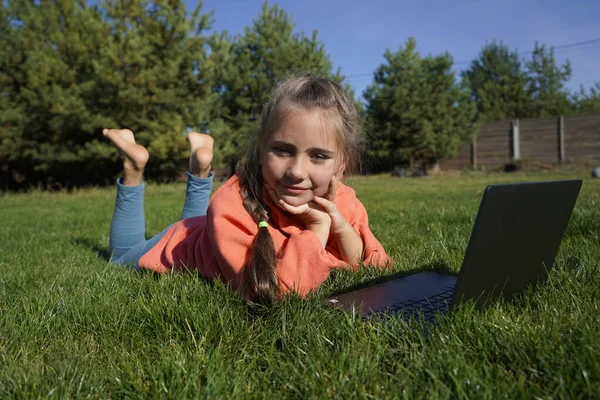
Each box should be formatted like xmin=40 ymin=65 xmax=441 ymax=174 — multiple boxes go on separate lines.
xmin=103 ymin=128 xmax=150 ymax=264
xmin=180 ymin=132 xmax=214 ymax=219
xmin=109 ymin=179 xmax=147 ymax=261
xmin=106 ymin=130 xmax=214 ymax=267
xmin=111 ymin=222 xmax=173 ymax=266
xmin=181 ymin=172 xmax=214 ymax=219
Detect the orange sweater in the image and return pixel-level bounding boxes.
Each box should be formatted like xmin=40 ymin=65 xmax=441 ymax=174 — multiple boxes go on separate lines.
xmin=138 ymin=175 xmax=390 ymax=296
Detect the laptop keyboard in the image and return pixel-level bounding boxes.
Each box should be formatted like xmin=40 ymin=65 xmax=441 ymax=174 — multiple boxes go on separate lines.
xmin=383 ymin=285 xmax=455 ymax=322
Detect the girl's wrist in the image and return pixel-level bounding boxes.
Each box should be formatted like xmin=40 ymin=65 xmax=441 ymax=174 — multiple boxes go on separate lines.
xmin=307 ymin=222 xmax=331 ymax=248
xmin=331 ymin=218 xmax=353 ymax=237
xmin=332 ymin=222 xmax=364 ymax=264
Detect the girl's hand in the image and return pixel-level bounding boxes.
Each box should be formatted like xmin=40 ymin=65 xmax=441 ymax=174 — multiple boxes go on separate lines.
xmin=265 ymin=176 xmax=364 ymax=263
xmin=312 ymin=175 xmax=347 ymax=235
xmin=312 ymin=176 xmax=364 ymax=264
xmin=265 ymin=184 xmax=331 ymax=248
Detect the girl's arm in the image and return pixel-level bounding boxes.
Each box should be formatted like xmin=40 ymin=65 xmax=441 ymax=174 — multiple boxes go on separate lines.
xmin=312 ymin=194 xmax=364 ymax=263
xmin=272 ymin=176 xmax=364 ymax=264
xmin=322 ymin=178 xmax=390 ymax=268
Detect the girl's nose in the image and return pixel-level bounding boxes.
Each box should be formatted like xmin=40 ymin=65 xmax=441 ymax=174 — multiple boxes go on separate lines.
xmin=286 ymin=157 xmax=308 ymax=180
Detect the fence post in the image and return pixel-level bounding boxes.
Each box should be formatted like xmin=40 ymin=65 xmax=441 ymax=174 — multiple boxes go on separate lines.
xmin=471 ymin=138 xmax=477 ymax=169
xmin=558 ymin=115 xmax=565 ymax=162
xmin=510 ymin=119 xmax=520 ymax=161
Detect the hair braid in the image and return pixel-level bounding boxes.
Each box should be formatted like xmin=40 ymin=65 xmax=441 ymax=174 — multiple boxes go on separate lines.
xmin=237 ymin=153 xmax=280 ymax=304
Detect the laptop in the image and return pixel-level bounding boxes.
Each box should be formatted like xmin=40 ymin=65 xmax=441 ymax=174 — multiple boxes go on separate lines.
xmin=327 ymin=179 xmax=582 ymax=322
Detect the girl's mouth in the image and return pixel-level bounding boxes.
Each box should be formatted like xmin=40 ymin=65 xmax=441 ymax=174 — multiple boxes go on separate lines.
xmin=280 ymin=184 xmax=309 ymax=195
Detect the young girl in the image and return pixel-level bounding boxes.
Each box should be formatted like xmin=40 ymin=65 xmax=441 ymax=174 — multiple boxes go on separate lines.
xmin=105 ymin=74 xmax=390 ymax=303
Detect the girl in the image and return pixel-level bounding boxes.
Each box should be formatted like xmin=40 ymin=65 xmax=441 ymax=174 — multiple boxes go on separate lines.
xmin=105 ymin=74 xmax=390 ymax=303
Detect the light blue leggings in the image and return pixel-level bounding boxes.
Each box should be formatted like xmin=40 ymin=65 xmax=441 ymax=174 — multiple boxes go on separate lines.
xmin=109 ymin=171 xmax=214 ymax=267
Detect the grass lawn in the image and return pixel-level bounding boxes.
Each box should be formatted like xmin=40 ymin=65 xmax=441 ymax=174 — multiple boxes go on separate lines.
xmin=1 ymin=169 xmax=599 ymax=398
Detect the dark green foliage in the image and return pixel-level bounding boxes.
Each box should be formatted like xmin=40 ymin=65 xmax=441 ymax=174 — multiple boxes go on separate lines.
xmin=462 ymin=40 xmax=575 ymax=122
xmin=364 ymin=38 xmax=479 ymax=170
xmin=572 ymin=82 xmax=600 ymax=114
xmin=0 ymin=0 xmax=214 ymax=188
xmin=95 ymin=0 xmax=215 ymax=180
xmin=525 ymin=42 xmax=573 ymax=117
xmin=1 ymin=0 xmax=107 ymax=188
xmin=0 ymin=0 xmax=344 ymax=187
xmin=461 ymin=40 xmax=530 ymax=121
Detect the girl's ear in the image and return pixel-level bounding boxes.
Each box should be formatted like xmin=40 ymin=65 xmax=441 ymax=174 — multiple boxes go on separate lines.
xmin=335 ymin=163 xmax=346 ymax=179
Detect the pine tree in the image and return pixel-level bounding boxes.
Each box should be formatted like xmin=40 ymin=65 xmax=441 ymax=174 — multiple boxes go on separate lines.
xmin=0 ymin=2 xmax=24 ymax=187
xmin=572 ymin=82 xmax=600 ymax=114
xmin=461 ymin=40 xmax=530 ymax=121
xmin=94 ymin=0 xmax=215 ymax=180
xmin=1 ymin=0 xmax=106 ymax=188
xmin=0 ymin=0 xmax=215 ymax=188
xmin=525 ymin=42 xmax=573 ymax=117
xmin=364 ymin=38 xmax=478 ymax=170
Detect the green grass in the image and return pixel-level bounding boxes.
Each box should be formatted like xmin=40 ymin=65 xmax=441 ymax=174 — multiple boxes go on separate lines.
xmin=1 ymin=170 xmax=599 ymax=398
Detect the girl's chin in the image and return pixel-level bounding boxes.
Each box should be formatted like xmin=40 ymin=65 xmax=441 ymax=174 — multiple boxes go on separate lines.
xmin=279 ymin=194 xmax=312 ymax=207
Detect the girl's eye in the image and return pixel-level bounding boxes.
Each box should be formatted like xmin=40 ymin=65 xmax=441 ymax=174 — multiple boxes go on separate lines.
xmin=272 ymin=147 xmax=292 ymax=156
xmin=311 ymin=153 xmax=331 ymax=162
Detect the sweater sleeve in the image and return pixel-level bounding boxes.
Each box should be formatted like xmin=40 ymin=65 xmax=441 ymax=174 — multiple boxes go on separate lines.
xmin=273 ymin=230 xmax=346 ymax=296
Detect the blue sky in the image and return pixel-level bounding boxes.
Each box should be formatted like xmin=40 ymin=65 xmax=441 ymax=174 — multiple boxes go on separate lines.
xmin=193 ymin=0 xmax=600 ymax=99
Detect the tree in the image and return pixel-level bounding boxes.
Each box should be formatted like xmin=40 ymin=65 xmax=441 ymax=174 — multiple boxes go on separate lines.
xmin=0 ymin=2 xmax=24 ymax=188
xmin=92 ymin=0 xmax=215 ymax=181
xmin=1 ymin=0 xmax=107 ymax=188
xmin=0 ymin=0 xmax=215 ymax=188
xmin=210 ymin=2 xmax=344 ymax=172
xmin=572 ymin=82 xmax=600 ymax=114
xmin=461 ymin=40 xmax=530 ymax=121
xmin=364 ymin=38 xmax=479 ymax=170
xmin=525 ymin=42 xmax=573 ymax=117
xmin=462 ymin=41 xmax=578 ymax=121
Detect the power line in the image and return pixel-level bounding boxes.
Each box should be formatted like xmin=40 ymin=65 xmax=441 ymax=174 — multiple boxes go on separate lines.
xmin=525 ymin=38 xmax=600 ymax=54
xmin=345 ymin=38 xmax=600 ymax=80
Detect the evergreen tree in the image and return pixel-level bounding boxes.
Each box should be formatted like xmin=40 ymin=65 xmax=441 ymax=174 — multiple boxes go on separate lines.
xmin=462 ymin=41 xmax=577 ymax=121
xmin=0 ymin=0 xmax=215 ymax=188
xmin=461 ymin=40 xmax=530 ymax=121
xmin=572 ymin=82 xmax=600 ymax=114
xmin=525 ymin=42 xmax=573 ymax=117
xmin=211 ymin=2 xmax=343 ymax=172
xmin=0 ymin=2 xmax=23 ymax=187
xmin=0 ymin=0 xmax=106 ymax=188
xmin=93 ymin=0 xmax=215 ymax=180
xmin=364 ymin=38 xmax=478 ymax=170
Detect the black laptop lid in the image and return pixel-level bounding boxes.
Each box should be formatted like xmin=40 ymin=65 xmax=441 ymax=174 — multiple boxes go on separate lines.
xmin=452 ymin=179 xmax=582 ymax=309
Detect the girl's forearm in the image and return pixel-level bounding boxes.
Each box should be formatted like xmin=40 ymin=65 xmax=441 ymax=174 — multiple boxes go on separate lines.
xmin=307 ymin=222 xmax=331 ymax=249
xmin=332 ymin=221 xmax=364 ymax=264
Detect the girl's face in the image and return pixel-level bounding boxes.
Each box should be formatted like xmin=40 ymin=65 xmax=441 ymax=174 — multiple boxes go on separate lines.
xmin=261 ymin=108 xmax=345 ymax=207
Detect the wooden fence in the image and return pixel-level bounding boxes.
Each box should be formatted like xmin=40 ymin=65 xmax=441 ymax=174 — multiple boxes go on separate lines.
xmin=440 ymin=113 xmax=600 ymax=169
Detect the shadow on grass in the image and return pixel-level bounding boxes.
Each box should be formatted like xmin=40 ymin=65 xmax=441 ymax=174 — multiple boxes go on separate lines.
xmin=71 ymin=237 xmax=111 ymax=260
xmin=327 ymin=259 xmax=457 ymax=297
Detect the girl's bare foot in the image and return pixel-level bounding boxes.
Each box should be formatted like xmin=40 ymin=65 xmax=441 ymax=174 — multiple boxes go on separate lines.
xmin=102 ymin=128 xmax=149 ymax=186
xmin=186 ymin=132 xmax=213 ymax=178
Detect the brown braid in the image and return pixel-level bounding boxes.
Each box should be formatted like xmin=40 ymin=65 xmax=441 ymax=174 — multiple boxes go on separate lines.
xmin=237 ymin=157 xmax=279 ymax=303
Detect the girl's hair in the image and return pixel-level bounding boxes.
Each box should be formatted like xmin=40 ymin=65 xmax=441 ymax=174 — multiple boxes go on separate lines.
xmin=237 ymin=73 xmax=362 ymax=303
